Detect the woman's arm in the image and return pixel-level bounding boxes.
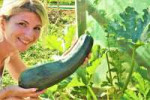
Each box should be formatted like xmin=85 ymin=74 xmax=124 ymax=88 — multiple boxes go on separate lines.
xmin=5 ymin=52 xmax=26 ymax=81
xmin=0 ymin=87 xmax=9 ymax=99
xmin=0 ymin=85 xmax=42 ymax=99
xmin=2 ymin=53 xmax=45 ymax=99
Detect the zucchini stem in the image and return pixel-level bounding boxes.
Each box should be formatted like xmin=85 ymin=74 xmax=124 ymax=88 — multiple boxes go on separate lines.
xmin=87 ymin=85 xmax=97 ymax=100
xmin=106 ymin=51 xmax=113 ymax=85
xmin=121 ymin=46 xmax=136 ymax=96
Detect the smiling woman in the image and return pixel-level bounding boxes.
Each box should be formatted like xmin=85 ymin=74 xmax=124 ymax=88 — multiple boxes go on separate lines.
xmin=0 ymin=0 xmax=49 ymax=99
xmin=4 ymin=11 xmax=42 ymax=52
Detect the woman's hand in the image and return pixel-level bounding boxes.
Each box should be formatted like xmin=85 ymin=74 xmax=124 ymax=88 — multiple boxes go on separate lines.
xmin=3 ymin=97 xmax=22 ymax=100
xmin=83 ymin=53 xmax=91 ymax=65
xmin=0 ymin=85 xmax=45 ymax=99
xmin=4 ymin=97 xmax=40 ymax=100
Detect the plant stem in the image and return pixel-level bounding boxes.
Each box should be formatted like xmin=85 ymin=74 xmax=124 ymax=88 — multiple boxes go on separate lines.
xmin=106 ymin=51 xmax=113 ymax=85
xmin=87 ymin=86 xmax=97 ymax=100
xmin=107 ymin=89 xmax=110 ymax=100
xmin=121 ymin=46 xmax=136 ymax=96
xmin=75 ymin=0 xmax=86 ymax=36
xmin=117 ymin=59 xmax=121 ymax=91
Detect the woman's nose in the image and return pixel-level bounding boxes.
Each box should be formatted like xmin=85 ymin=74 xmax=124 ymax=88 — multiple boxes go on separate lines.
xmin=24 ymin=29 xmax=35 ymax=41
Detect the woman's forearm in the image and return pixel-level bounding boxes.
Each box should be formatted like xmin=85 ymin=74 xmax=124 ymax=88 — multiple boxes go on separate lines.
xmin=0 ymin=87 xmax=9 ymax=99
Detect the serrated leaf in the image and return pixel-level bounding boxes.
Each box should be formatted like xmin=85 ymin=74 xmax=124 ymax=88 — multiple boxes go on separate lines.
xmin=105 ymin=6 xmax=150 ymax=46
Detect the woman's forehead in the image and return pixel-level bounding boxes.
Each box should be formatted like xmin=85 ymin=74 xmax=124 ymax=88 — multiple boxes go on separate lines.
xmin=9 ymin=11 xmax=42 ymax=26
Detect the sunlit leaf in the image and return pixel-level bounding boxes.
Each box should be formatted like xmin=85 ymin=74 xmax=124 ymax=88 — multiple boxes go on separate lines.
xmin=92 ymin=56 xmax=108 ymax=87
xmin=43 ymin=35 xmax=63 ymax=53
xmin=87 ymin=58 xmax=101 ymax=75
xmin=66 ymin=76 xmax=85 ymax=88
xmin=64 ymin=24 xmax=76 ymax=50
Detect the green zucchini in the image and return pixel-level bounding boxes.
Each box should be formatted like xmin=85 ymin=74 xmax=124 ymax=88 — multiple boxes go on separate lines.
xmin=18 ymin=34 xmax=93 ymax=91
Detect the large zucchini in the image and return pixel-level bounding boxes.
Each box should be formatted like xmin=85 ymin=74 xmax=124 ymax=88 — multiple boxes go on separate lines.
xmin=18 ymin=34 xmax=93 ymax=91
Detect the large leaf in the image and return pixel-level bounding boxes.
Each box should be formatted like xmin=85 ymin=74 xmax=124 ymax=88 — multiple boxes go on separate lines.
xmin=92 ymin=56 xmax=108 ymax=87
xmin=87 ymin=15 xmax=107 ymax=47
xmin=105 ymin=6 xmax=150 ymax=78
xmin=105 ymin=7 xmax=150 ymax=46
xmin=87 ymin=0 xmax=150 ymax=48
xmin=93 ymin=0 xmax=150 ymax=18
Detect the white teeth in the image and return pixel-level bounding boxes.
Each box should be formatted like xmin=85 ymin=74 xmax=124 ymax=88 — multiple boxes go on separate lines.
xmin=19 ymin=38 xmax=29 ymax=44
xmin=22 ymin=40 xmax=29 ymax=44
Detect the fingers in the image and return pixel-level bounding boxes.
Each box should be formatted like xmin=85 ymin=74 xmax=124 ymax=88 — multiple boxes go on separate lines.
xmin=15 ymin=87 xmax=39 ymax=97
xmin=88 ymin=53 xmax=92 ymax=58
xmin=4 ymin=97 xmax=23 ymax=100
xmin=83 ymin=57 xmax=89 ymax=65
xmin=81 ymin=53 xmax=92 ymax=68
xmin=36 ymin=89 xmax=46 ymax=94
xmin=5 ymin=96 xmax=40 ymax=100
xmin=18 ymin=88 xmax=46 ymax=98
xmin=24 ymin=97 xmax=39 ymax=100
xmin=83 ymin=53 xmax=91 ymax=65
xmin=19 ymin=88 xmax=37 ymax=94
xmin=28 ymin=97 xmax=40 ymax=100
xmin=5 ymin=86 xmax=45 ymax=99
xmin=29 ymin=89 xmax=45 ymax=98
xmin=24 ymin=89 xmax=46 ymax=98
xmin=6 ymin=86 xmax=39 ymax=98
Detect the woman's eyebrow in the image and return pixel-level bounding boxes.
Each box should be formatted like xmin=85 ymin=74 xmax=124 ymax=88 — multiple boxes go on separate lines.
xmin=20 ymin=20 xmax=42 ymax=27
xmin=20 ymin=20 xmax=29 ymax=24
xmin=36 ymin=24 xmax=42 ymax=27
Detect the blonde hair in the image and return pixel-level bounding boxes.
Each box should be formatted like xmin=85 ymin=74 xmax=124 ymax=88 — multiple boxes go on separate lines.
xmin=0 ymin=0 xmax=49 ymax=34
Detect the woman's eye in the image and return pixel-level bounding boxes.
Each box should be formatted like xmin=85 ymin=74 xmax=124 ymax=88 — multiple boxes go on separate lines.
xmin=34 ymin=27 xmax=41 ymax=32
xmin=18 ymin=22 xmax=26 ymax=27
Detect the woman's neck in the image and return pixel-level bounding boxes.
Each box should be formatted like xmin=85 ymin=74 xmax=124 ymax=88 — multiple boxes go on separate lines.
xmin=0 ymin=39 xmax=17 ymax=64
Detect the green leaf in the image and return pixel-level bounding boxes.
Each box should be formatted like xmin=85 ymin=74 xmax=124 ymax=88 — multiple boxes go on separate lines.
xmin=89 ymin=44 xmax=101 ymax=62
xmin=64 ymin=25 xmax=76 ymax=50
xmin=76 ymin=67 xmax=88 ymax=85
xmin=137 ymin=66 xmax=150 ymax=81
xmin=47 ymin=85 xmax=58 ymax=92
xmin=136 ymin=43 xmax=150 ymax=68
xmin=132 ymin=72 xmax=150 ymax=98
xmin=87 ymin=14 xmax=107 ymax=48
xmin=87 ymin=58 xmax=101 ymax=75
xmin=92 ymin=56 xmax=108 ymax=86
xmin=43 ymin=35 xmax=63 ymax=53
xmin=123 ymin=89 xmax=140 ymax=100
xmin=106 ymin=6 xmax=150 ymax=45
xmin=94 ymin=0 xmax=150 ymax=18
xmin=66 ymin=76 xmax=85 ymax=88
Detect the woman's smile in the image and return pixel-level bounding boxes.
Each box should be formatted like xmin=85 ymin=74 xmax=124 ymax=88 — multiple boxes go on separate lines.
xmin=17 ymin=37 xmax=30 ymax=45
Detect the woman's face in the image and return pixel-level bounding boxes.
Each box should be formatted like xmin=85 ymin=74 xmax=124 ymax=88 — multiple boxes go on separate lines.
xmin=3 ymin=11 xmax=42 ymax=52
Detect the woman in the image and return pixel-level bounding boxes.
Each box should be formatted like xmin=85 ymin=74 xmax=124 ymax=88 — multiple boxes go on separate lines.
xmin=0 ymin=0 xmax=49 ymax=99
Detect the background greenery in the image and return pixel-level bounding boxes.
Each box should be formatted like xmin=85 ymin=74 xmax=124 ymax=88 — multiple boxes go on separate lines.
xmin=1 ymin=0 xmax=150 ymax=100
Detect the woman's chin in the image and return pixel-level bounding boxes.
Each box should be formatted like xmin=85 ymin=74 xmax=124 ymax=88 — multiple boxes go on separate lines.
xmin=18 ymin=47 xmax=29 ymax=52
